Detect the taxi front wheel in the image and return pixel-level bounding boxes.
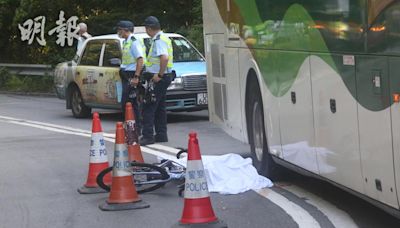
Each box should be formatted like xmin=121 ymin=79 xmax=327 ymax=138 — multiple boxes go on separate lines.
xmin=71 ymin=86 xmax=91 ymax=118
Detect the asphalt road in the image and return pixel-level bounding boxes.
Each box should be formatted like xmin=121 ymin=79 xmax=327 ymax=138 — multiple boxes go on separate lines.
xmin=1 ymin=94 xmax=400 ymax=228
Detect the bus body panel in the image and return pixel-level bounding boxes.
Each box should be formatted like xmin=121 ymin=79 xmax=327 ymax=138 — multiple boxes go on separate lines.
xmin=389 ymin=57 xmax=400 ymax=208
xmin=202 ymin=0 xmax=227 ymax=35
xmin=278 ymin=53 xmax=318 ymax=174
xmin=356 ymin=55 xmax=398 ymax=208
xmin=205 ymin=34 xmax=226 ymax=127
xmin=311 ymin=54 xmax=365 ymax=195
xmin=223 ymin=47 xmax=245 ymax=140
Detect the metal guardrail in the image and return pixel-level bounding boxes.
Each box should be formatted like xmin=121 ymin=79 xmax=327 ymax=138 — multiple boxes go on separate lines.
xmin=0 ymin=63 xmax=54 ymax=77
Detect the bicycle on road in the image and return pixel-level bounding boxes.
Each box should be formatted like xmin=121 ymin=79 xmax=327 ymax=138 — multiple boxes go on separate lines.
xmin=96 ymin=149 xmax=187 ymax=195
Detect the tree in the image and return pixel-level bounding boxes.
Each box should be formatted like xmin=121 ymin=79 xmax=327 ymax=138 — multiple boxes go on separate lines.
xmin=1 ymin=0 xmax=204 ymax=64
xmin=0 ymin=0 xmax=21 ymax=62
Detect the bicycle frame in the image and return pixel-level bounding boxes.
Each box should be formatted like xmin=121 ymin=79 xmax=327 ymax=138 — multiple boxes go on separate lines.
xmin=133 ymin=159 xmax=186 ymax=185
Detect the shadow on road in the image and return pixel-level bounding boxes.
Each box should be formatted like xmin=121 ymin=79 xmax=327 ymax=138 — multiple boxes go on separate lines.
xmin=167 ymin=110 xmax=209 ymax=123
xmin=95 ymin=111 xmax=123 ymax=121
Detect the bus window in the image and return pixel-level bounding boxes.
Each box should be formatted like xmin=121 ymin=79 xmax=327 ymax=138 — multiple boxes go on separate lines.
xmin=368 ymin=2 xmax=400 ymax=54
xmin=236 ymin=0 xmax=365 ymax=52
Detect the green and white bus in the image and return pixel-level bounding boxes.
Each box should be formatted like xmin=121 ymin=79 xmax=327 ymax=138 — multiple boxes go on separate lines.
xmin=203 ymin=0 xmax=400 ymax=216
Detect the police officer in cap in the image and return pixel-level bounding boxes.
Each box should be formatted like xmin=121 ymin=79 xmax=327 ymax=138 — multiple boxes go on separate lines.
xmin=139 ymin=16 xmax=174 ymax=145
xmin=116 ymin=20 xmax=146 ymax=132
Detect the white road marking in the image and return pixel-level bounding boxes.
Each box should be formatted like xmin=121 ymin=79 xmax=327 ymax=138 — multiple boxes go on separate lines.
xmin=257 ymin=188 xmax=321 ymax=228
xmin=146 ymin=144 xmax=182 ymax=155
xmin=0 ymin=115 xmax=180 ymax=163
xmin=0 ymin=103 xmax=21 ymax=106
xmin=0 ymin=119 xmax=92 ymax=138
xmin=279 ymin=184 xmax=358 ymax=228
xmin=0 ymin=115 xmax=92 ymax=134
xmin=140 ymin=147 xmax=180 ymax=162
xmin=103 ymin=133 xmax=115 ymax=138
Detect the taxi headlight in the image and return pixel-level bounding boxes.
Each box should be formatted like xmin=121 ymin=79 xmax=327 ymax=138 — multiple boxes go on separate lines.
xmin=168 ymin=77 xmax=183 ymax=90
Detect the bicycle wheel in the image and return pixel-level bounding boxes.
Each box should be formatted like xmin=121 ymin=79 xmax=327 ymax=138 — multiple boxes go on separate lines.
xmin=132 ymin=162 xmax=170 ymax=193
xmin=96 ymin=166 xmax=113 ymax=192
xmin=96 ymin=162 xmax=170 ymax=194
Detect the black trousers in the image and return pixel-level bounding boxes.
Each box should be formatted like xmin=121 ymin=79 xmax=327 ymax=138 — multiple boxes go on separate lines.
xmin=119 ymin=69 xmax=141 ymax=131
xmin=141 ymin=74 xmax=172 ymax=140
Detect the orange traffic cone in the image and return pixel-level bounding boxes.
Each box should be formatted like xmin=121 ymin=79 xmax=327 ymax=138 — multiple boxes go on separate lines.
xmin=99 ymin=122 xmax=149 ymax=211
xmin=173 ymin=132 xmax=227 ymax=227
xmin=124 ymin=102 xmax=144 ymax=163
xmin=78 ymin=112 xmax=112 ymax=194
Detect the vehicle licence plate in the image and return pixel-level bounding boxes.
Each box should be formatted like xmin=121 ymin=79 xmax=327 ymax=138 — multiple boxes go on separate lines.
xmin=197 ymin=93 xmax=208 ymax=105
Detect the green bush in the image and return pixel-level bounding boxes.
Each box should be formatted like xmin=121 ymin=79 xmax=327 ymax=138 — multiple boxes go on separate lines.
xmin=0 ymin=67 xmax=11 ymax=88
xmin=4 ymin=75 xmax=24 ymax=91
xmin=0 ymin=70 xmax=54 ymax=93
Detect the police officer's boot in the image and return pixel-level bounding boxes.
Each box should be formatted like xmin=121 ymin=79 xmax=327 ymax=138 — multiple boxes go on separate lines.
xmin=155 ymin=134 xmax=168 ymax=143
xmin=139 ymin=136 xmax=154 ymax=146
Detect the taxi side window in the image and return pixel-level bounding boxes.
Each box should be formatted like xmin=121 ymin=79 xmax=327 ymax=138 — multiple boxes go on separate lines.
xmin=80 ymin=40 xmax=103 ymax=66
xmin=171 ymin=37 xmax=203 ymax=62
xmin=103 ymin=40 xmax=122 ymax=67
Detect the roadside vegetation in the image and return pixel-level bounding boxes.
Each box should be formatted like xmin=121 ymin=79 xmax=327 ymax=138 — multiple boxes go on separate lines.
xmin=0 ymin=0 xmax=203 ymax=93
xmin=0 ymin=67 xmax=54 ymax=93
xmin=0 ymin=0 xmax=203 ymax=65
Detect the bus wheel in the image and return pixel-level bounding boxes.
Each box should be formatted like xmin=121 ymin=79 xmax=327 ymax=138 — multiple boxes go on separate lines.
xmin=71 ymin=86 xmax=91 ymax=118
xmin=247 ymin=82 xmax=277 ymax=179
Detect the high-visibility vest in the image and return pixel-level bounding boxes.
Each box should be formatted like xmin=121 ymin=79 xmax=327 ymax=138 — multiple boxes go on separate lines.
xmin=121 ymin=35 xmax=146 ymax=66
xmin=146 ymin=33 xmax=173 ymax=69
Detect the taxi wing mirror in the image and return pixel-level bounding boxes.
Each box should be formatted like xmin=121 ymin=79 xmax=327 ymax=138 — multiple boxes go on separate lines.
xmin=171 ymin=70 xmax=176 ymax=80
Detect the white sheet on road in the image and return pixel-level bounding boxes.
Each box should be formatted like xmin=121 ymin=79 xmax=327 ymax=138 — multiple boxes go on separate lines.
xmin=174 ymin=153 xmax=274 ymax=194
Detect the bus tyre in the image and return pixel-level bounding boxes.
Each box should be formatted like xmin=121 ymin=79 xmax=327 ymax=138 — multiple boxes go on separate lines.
xmin=71 ymin=86 xmax=91 ymax=118
xmin=247 ymin=80 xmax=277 ymax=179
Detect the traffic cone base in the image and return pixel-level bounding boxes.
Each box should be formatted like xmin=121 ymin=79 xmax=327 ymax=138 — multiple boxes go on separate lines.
xmin=99 ymin=200 xmax=149 ymax=211
xmin=84 ymin=162 xmax=112 ymax=187
xmin=180 ymin=198 xmax=217 ymax=224
xmin=172 ymin=219 xmax=227 ymax=228
xmin=78 ymin=162 xmax=111 ymax=194
xmin=77 ymin=185 xmax=108 ymax=194
xmin=107 ymin=176 xmax=139 ymax=204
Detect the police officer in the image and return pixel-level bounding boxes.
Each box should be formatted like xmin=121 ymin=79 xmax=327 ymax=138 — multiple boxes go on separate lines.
xmin=116 ymin=20 xmax=146 ymax=131
xmin=139 ymin=16 xmax=173 ymax=145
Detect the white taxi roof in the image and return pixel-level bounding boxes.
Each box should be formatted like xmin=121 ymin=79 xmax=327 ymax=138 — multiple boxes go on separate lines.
xmin=77 ymin=28 xmax=186 ymax=57
xmin=87 ymin=31 xmax=183 ymax=42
